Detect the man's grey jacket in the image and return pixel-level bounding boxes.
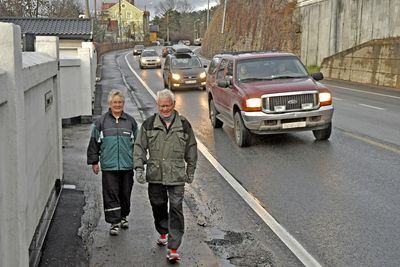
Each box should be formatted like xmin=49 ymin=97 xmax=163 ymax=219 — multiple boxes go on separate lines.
xmin=134 ymin=111 xmax=198 ymax=185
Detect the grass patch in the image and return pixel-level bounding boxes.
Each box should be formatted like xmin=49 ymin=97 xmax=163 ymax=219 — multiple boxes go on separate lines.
xmin=307 ymin=65 xmax=321 ymax=74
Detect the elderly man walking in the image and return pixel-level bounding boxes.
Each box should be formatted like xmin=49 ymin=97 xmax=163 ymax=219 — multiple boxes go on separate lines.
xmin=134 ymin=89 xmax=198 ymax=261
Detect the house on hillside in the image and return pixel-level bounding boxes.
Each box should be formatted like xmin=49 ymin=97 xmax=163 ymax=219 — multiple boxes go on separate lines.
xmin=0 ymin=17 xmax=97 ymax=123
xmin=100 ymin=0 xmax=149 ymax=41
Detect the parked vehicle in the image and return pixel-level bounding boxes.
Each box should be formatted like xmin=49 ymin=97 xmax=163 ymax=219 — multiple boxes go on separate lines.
xmin=206 ymin=51 xmax=334 ymax=147
xmin=163 ymin=51 xmax=207 ymax=90
xmin=133 ymin=44 xmax=145 ymax=55
xmin=194 ymin=38 xmax=202 ymax=46
xmin=178 ymin=39 xmax=191 ymax=46
xmin=139 ymin=49 xmax=161 ymax=69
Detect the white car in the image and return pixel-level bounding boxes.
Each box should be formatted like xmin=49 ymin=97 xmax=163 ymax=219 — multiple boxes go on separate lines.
xmin=139 ymin=49 xmax=162 ymax=69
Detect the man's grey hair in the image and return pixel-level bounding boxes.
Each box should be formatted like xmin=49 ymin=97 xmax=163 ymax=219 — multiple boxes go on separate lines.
xmin=108 ymin=89 xmax=125 ymax=104
xmin=156 ymin=89 xmax=175 ymax=103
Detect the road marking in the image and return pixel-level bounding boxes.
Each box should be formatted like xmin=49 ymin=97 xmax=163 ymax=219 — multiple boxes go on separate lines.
xmin=325 ymin=84 xmax=400 ymax=100
xmin=343 ymin=132 xmax=400 ymax=154
xmin=125 ymin=53 xmax=322 ymax=267
xmin=124 ymin=53 xmax=156 ymax=99
xmin=358 ymin=103 xmax=385 ymax=110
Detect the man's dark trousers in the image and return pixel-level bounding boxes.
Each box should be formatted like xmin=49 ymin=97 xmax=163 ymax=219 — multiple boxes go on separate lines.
xmin=148 ymin=183 xmax=184 ymax=249
xmin=102 ymin=170 xmax=134 ymax=224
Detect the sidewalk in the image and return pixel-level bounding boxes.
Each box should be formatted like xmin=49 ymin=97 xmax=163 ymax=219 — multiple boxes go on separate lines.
xmin=40 ymin=50 xmax=302 ymax=267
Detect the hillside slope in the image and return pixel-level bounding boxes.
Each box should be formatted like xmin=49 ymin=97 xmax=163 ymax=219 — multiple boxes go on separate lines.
xmin=202 ymin=0 xmax=300 ymax=58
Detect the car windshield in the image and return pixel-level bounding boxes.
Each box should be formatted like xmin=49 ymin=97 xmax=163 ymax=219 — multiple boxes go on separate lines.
xmin=142 ymin=50 xmax=158 ymax=57
xmin=236 ymin=57 xmax=309 ymax=82
xmin=134 ymin=45 xmax=144 ymax=49
xmin=171 ymin=57 xmax=202 ymax=68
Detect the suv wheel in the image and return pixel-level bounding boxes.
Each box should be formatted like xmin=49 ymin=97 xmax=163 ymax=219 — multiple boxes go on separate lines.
xmin=313 ymin=123 xmax=332 ymax=141
xmin=209 ymin=99 xmax=223 ymax=128
xmin=234 ymin=112 xmax=251 ymax=147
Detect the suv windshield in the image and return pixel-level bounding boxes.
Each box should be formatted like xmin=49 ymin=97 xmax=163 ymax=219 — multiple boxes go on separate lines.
xmin=172 ymin=57 xmax=202 ymax=68
xmin=142 ymin=50 xmax=158 ymax=57
xmin=237 ymin=57 xmax=309 ymax=82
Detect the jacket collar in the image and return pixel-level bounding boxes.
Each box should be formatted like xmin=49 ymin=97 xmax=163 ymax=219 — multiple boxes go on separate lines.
xmin=107 ymin=109 xmax=127 ymax=120
xmin=154 ymin=110 xmax=182 ymax=131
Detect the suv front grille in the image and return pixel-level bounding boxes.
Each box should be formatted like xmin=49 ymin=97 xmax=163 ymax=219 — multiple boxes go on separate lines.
xmin=263 ymin=91 xmax=318 ymax=113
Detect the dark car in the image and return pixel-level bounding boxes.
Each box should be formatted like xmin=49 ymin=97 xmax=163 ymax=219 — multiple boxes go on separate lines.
xmin=206 ymin=51 xmax=334 ymax=147
xmin=163 ymin=51 xmax=207 ymax=90
xmin=133 ymin=44 xmax=145 ymax=55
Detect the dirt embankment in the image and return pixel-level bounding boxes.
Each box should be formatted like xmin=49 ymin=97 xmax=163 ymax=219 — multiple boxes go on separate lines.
xmin=202 ymin=0 xmax=301 ymax=58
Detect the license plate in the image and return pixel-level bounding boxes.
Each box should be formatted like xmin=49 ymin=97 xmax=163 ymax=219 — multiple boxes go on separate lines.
xmin=282 ymin=121 xmax=306 ymax=129
xmin=185 ymin=80 xmax=196 ymax=84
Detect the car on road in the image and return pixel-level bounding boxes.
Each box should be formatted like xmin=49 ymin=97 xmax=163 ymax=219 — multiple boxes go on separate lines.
xmin=178 ymin=39 xmax=191 ymax=46
xmin=133 ymin=44 xmax=145 ymax=55
xmin=206 ymin=51 xmax=334 ymax=147
xmin=139 ymin=49 xmax=161 ymax=69
xmin=194 ymin=38 xmax=202 ymax=46
xmin=163 ymin=51 xmax=207 ymax=90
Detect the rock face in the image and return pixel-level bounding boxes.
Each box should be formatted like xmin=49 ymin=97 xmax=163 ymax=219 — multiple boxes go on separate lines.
xmin=202 ymin=0 xmax=301 ymax=58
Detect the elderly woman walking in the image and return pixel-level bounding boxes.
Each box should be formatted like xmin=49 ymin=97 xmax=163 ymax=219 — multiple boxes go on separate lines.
xmin=87 ymin=89 xmax=138 ymax=236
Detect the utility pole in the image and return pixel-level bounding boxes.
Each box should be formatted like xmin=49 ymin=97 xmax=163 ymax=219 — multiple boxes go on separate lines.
xmin=166 ymin=12 xmax=170 ymax=43
xmin=221 ymin=0 xmax=227 ymax=34
xmin=207 ymin=0 xmax=210 ymax=29
xmin=85 ymin=0 xmax=90 ymax=18
xmin=119 ymin=0 xmax=122 ymax=42
xmin=94 ymin=0 xmax=97 ymax=19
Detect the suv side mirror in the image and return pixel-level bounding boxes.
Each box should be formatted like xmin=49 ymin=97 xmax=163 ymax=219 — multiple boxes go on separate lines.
xmin=218 ymin=78 xmax=231 ymax=88
xmin=311 ymin=72 xmax=324 ymax=81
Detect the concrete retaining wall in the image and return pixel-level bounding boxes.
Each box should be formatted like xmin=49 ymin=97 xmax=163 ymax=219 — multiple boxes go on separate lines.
xmin=297 ymin=0 xmax=400 ymax=66
xmin=321 ymin=37 xmax=400 ymax=88
xmin=0 ymin=23 xmax=62 ymax=267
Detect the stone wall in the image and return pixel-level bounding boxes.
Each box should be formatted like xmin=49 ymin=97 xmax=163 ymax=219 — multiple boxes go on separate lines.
xmin=321 ymin=37 xmax=400 ymax=88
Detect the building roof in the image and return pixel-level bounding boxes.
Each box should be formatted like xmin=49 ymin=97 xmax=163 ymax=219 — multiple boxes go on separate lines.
xmin=0 ymin=17 xmax=92 ymax=40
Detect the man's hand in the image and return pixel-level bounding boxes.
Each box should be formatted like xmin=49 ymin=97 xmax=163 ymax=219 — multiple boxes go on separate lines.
xmin=186 ymin=174 xmax=194 ymax=184
xmin=92 ymin=164 xmax=100 ymax=175
xmin=135 ymin=169 xmax=146 ymax=184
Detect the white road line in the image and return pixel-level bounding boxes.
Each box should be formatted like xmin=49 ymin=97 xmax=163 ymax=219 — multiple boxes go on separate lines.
xmin=325 ymin=84 xmax=400 ymax=99
xmin=124 ymin=53 xmax=156 ymax=99
xmin=125 ymin=52 xmax=322 ymax=267
xmin=359 ymin=103 xmax=385 ymax=110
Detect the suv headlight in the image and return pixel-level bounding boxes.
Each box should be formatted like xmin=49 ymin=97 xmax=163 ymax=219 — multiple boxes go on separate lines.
xmin=244 ymin=98 xmax=262 ymax=111
xmin=172 ymin=73 xmax=181 ymax=80
xmin=140 ymin=58 xmax=146 ymax=64
xmin=199 ymin=72 xmax=206 ymax=79
xmin=319 ymin=92 xmax=332 ymax=106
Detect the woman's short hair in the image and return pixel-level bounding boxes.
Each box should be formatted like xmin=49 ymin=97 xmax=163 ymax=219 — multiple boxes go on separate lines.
xmin=156 ymin=89 xmax=175 ymax=103
xmin=108 ymin=89 xmax=125 ymax=105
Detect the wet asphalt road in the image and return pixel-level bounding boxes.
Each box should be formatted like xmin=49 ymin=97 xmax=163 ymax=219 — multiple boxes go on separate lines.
xmin=119 ymin=47 xmax=400 ymax=267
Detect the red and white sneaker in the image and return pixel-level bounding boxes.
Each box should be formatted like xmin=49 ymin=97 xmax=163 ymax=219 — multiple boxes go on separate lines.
xmin=167 ymin=249 xmax=180 ymax=261
xmin=157 ymin=234 xmax=168 ymax=246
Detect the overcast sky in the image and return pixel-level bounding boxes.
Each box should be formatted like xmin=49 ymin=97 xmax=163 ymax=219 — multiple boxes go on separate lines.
xmin=91 ymin=0 xmax=219 ymax=18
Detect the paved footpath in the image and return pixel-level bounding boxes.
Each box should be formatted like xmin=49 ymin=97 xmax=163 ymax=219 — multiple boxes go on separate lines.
xmin=40 ymin=50 xmax=302 ymax=267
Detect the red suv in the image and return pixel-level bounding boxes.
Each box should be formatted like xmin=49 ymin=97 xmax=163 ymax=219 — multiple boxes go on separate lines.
xmin=206 ymin=51 xmax=334 ymax=147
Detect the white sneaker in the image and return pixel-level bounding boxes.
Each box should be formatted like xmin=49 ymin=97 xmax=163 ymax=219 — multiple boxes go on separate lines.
xmin=121 ymin=217 xmax=128 ymax=229
xmin=157 ymin=234 xmax=168 ymax=246
xmin=110 ymin=223 xmax=120 ymax=236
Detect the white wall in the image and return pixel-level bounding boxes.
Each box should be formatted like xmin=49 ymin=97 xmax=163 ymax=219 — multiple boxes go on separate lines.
xmin=297 ymin=0 xmax=400 ymax=65
xmin=0 ymin=23 xmax=62 ymax=267
xmin=59 ymin=42 xmax=97 ymax=120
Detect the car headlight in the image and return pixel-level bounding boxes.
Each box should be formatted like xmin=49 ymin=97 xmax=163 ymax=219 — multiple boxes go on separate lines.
xmin=244 ymin=98 xmax=262 ymax=111
xmin=319 ymin=92 xmax=332 ymax=106
xmin=140 ymin=59 xmax=146 ymax=64
xmin=199 ymin=72 xmax=206 ymax=79
xmin=156 ymin=58 xmax=161 ymax=63
xmin=172 ymin=73 xmax=181 ymax=80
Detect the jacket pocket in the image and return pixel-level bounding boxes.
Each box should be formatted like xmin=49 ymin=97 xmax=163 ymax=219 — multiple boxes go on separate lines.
xmin=172 ymin=160 xmax=186 ymax=182
xmin=147 ymin=160 xmax=162 ymax=181
xmin=147 ymin=130 xmax=160 ymax=151
xmin=173 ymin=131 xmax=187 ymax=152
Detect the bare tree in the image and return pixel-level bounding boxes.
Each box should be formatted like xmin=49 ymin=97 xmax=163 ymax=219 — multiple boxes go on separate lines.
xmin=0 ymin=0 xmax=82 ymax=17
xmin=155 ymin=0 xmax=192 ymax=16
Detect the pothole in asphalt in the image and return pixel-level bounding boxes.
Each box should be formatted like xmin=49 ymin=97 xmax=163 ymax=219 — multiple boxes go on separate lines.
xmin=206 ymin=229 xmax=275 ymax=266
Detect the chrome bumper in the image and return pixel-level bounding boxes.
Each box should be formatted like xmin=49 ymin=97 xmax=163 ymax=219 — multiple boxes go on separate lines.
xmin=241 ymin=105 xmax=334 ymax=134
